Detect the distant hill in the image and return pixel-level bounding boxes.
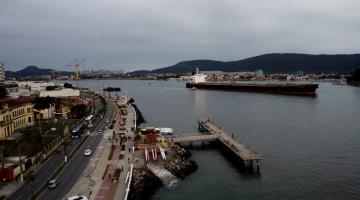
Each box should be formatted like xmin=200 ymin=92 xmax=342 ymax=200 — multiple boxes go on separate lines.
xmin=134 ymin=53 xmax=360 ymax=74
xmin=5 ymin=66 xmax=73 ymax=78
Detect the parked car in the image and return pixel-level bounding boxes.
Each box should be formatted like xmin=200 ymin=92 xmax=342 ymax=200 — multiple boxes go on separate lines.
xmin=84 ymin=149 xmax=92 ymax=156
xmin=105 ymin=119 xmax=110 ymax=123
xmin=97 ymin=129 xmax=103 ymax=134
xmin=88 ymin=123 xmax=93 ymax=128
xmin=48 ymin=179 xmax=59 ymax=189
xmin=65 ymin=195 xmax=88 ymax=200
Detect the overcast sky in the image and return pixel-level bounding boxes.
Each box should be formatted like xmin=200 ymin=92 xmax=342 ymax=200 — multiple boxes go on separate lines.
xmin=1 ymin=0 xmax=360 ymax=72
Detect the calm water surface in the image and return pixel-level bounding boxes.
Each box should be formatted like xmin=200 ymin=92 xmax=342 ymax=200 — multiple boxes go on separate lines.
xmin=68 ymin=80 xmax=360 ymax=200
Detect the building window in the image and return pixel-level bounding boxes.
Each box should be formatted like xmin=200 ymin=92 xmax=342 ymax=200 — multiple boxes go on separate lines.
xmin=28 ymin=117 xmax=31 ymax=123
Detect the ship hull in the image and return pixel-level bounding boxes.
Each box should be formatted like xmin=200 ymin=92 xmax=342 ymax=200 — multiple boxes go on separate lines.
xmin=186 ymin=82 xmax=319 ymax=96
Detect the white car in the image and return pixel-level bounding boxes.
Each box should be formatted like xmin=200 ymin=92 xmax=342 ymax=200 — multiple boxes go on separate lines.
xmin=88 ymin=123 xmax=93 ymax=128
xmin=65 ymin=196 xmax=88 ymax=200
xmin=105 ymin=119 xmax=110 ymax=123
xmin=84 ymin=149 xmax=92 ymax=156
xmin=97 ymin=129 xmax=103 ymax=134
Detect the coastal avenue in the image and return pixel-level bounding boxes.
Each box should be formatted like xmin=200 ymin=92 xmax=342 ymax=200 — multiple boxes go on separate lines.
xmin=37 ymin=98 xmax=115 ymax=200
xmin=5 ymin=97 xmax=101 ymax=200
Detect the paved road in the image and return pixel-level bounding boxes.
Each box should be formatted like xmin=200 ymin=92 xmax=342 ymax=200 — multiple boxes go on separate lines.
xmin=6 ymin=97 xmax=104 ymax=200
xmin=38 ymin=98 xmax=115 ymax=200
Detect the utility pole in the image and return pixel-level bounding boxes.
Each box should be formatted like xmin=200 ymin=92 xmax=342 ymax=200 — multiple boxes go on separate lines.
xmin=17 ymin=140 xmax=23 ymax=182
xmin=39 ymin=115 xmax=45 ymax=160
xmin=1 ymin=139 xmax=4 ymax=181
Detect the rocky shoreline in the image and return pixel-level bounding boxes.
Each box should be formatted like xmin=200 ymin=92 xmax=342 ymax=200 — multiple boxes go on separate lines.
xmin=129 ymin=168 xmax=163 ymax=200
xmin=165 ymin=146 xmax=198 ymax=179
xmin=129 ymin=146 xmax=197 ymax=199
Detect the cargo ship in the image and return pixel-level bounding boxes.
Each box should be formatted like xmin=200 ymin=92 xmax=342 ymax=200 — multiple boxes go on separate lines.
xmin=186 ymin=68 xmax=319 ymax=96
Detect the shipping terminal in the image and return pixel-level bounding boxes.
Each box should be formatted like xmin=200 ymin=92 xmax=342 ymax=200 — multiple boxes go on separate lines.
xmin=186 ymin=68 xmax=319 ymax=96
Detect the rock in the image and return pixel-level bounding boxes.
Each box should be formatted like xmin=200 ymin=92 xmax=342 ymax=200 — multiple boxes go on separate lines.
xmin=129 ymin=168 xmax=163 ymax=200
xmin=165 ymin=158 xmax=198 ymax=179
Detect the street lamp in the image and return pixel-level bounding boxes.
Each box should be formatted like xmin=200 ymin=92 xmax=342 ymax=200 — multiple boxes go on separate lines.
xmin=33 ymin=110 xmax=45 ymax=161
xmin=15 ymin=139 xmax=23 ymax=182
xmin=53 ymin=111 xmax=71 ymax=163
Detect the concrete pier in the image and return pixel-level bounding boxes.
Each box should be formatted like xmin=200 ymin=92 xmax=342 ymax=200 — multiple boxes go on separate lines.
xmin=169 ymin=118 xmax=262 ymax=172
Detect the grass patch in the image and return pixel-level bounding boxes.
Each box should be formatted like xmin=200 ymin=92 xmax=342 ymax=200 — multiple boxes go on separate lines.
xmin=102 ymin=164 xmax=109 ymax=180
xmin=108 ymin=145 xmax=115 ymax=160
xmin=4 ymin=119 xmax=78 ymax=157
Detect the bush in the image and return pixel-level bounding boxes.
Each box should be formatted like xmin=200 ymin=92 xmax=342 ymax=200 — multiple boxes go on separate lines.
xmin=102 ymin=165 xmax=109 ymax=180
xmin=113 ymin=168 xmax=121 ymax=180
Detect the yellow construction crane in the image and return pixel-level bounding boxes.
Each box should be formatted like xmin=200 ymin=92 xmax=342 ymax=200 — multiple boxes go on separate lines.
xmin=66 ymin=58 xmax=85 ymax=80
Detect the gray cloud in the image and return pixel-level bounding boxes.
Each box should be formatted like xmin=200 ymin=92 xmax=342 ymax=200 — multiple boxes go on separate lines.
xmin=1 ymin=0 xmax=360 ymax=71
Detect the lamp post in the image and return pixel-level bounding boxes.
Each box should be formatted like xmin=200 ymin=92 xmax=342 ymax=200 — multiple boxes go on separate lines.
xmin=33 ymin=110 xmax=45 ymax=161
xmin=54 ymin=111 xmax=70 ymax=163
xmin=0 ymin=138 xmax=6 ymax=181
xmin=15 ymin=139 xmax=23 ymax=182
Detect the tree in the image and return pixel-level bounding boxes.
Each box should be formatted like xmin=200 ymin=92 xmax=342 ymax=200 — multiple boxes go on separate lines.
xmin=64 ymin=82 xmax=73 ymax=88
xmin=70 ymin=104 xmax=88 ymax=119
xmin=34 ymin=96 xmax=56 ymax=119
xmin=34 ymin=96 xmax=55 ymax=110
xmin=114 ymin=87 xmax=121 ymax=96
xmin=103 ymin=87 xmax=113 ymax=96
xmin=347 ymin=68 xmax=360 ymax=85
xmin=0 ymin=85 xmax=8 ymax=99
xmin=45 ymin=86 xmax=57 ymax=91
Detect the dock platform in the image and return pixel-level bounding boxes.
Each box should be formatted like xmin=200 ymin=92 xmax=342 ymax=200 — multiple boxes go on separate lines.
xmin=169 ymin=118 xmax=262 ymax=172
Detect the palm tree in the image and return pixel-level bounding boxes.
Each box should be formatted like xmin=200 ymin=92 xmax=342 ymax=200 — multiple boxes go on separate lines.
xmin=114 ymin=87 xmax=121 ymax=96
xmin=103 ymin=87 xmax=114 ymax=97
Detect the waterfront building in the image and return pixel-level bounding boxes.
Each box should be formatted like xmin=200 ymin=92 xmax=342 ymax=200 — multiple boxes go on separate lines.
xmin=0 ymin=98 xmax=34 ymax=139
xmin=18 ymin=81 xmax=56 ymax=91
xmin=39 ymin=88 xmax=80 ymax=99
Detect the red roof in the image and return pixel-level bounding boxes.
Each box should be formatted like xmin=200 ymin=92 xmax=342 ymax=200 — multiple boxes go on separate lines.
xmin=145 ymin=133 xmax=158 ymax=144
xmin=0 ymin=98 xmax=34 ymax=108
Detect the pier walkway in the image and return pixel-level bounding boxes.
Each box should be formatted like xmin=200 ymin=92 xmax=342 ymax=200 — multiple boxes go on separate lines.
xmin=171 ymin=134 xmax=218 ymax=143
xmin=170 ymin=119 xmax=262 ymax=167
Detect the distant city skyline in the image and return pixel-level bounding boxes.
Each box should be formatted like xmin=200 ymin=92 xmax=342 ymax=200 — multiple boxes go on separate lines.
xmin=1 ymin=0 xmax=360 ymax=71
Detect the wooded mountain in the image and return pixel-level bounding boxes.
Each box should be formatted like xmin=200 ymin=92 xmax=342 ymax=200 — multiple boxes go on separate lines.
xmin=136 ymin=53 xmax=360 ymax=74
xmin=5 ymin=66 xmax=73 ymax=78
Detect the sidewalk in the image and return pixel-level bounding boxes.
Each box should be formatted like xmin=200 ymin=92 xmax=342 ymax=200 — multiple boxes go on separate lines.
xmin=114 ymin=104 xmax=137 ymax=200
xmin=94 ymin=100 xmax=123 ymax=200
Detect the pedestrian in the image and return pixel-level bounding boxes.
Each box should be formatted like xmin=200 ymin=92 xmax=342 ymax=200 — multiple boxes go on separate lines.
xmin=128 ymin=148 xmax=131 ymax=153
xmin=108 ymin=173 xmax=111 ymax=180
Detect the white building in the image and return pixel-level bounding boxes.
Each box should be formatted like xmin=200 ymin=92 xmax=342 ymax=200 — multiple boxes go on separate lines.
xmin=39 ymin=88 xmax=80 ymax=98
xmin=18 ymin=81 xmax=56 ymax=91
